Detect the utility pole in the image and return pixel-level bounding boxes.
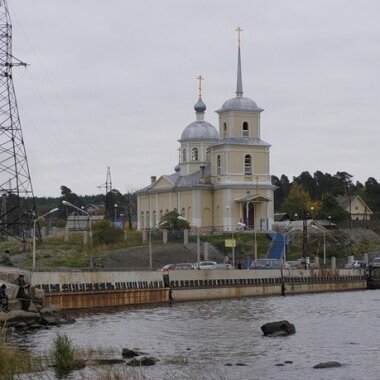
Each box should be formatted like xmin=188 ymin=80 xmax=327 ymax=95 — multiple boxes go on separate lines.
xmin=0 ymin=1 xmax=37 ymax=240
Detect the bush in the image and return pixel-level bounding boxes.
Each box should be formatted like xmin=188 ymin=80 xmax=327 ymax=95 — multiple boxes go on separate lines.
xmin=93 ymin=220 xmax=124 ymax=245
xmin=51 ymin=333 xmax=85 ymax=371
xmin=0 ymin=342 xmax=42 ymax=378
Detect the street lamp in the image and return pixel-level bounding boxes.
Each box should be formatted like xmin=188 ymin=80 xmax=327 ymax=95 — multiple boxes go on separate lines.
xmin=226 ymin=206 xmax=236 ymax=268
xmin=32 ymin=208 xmax=59 ymax=270
xmin=148 ymin=227 xmax=152 ymax=270
xmin=282 ymin=227 xmax=298 ymax=267
xmin=238 ymin=222 xmax=257 ymax=267
xmin=302 ymin=207 xmax=314 ymax=269
xmin=311 ymin=225 xmax=327 ymax=265
xmin=114 ymin=203 xmax=118 ymax=225
xmin=62 ymin=200 xmax=93 ymax=269
xmin=178 ymin=215 xmax=201 ymax=265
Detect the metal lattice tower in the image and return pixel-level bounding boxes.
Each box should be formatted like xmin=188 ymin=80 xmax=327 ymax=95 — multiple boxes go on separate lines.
xmin=97 ymin=166 xmax=112 ymax=194
xmin=0 ymin=0 xmax=36 ymax=240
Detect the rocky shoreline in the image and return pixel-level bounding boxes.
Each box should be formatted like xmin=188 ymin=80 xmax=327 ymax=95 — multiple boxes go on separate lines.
xmin=0 ymin=305 xmax=74 ymax=331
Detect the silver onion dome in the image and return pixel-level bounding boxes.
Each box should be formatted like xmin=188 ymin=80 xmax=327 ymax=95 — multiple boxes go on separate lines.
xmin=180 ymin=121 xmax=218 ymax=140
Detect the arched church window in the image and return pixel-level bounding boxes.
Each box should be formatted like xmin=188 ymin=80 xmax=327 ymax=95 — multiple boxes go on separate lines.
xmin=206 ymin=147 xmax=211 ymax=161
xmin=182 ymin=149 xmax=186 ymax=162
xmin=244 ymin=154 xmax=252 ymax=175
xmin=223 ymin=123 xmax=228 ymax=138
xmin=242 ymin=121 xmax=249 ymax=137
xmin=152 ymin=211 xmax=157 ymax=227
xmin=217 ymin=154 xmax=221 ymax=175
xmin=141 ymin=212 xmax=145 ymax=228
xmin=192 ymin=147 xmax=199 ymax=161
xmin=146 ymin=211 xmax=150 ymax=228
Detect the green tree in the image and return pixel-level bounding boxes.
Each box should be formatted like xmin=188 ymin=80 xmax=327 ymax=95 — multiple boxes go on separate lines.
xmin=93 ymin=220 xmax=123 ymax=244
xmin=293 ymin=171 xmax=316 ymax=199
xmin=363 ymin=177 xmax=380 ymax=218
xmin=318 ymin=194 xmax=349 ymax=222
xmin=59 ymin=186 xmax=82 ymax=219
xmin=272 ymin=174 xmax=290 ymax=212
xmin=283 ymin=183 xmax=312 ymax=219
xmin=105 ymin=189 xmax=126 ymax=221
xmin=159 ymin=211 xmax=190 ymax=230
xmin=124 ymin=191 xmax=137 ymax=230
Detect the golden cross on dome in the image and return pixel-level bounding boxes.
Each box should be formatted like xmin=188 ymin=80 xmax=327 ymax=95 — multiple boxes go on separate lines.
xmin=196 ymin=75 xmax=204 ymax=97
xmin=235 ymin=26 xmax=243 ymax=45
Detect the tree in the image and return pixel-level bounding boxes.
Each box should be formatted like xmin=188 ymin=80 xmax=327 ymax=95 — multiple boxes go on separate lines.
xmin=58 ymin=185 xmax=82 ymax=219
xmin=363 ymin=177 xmax=380 ymax=217
xmin=272 ymin=174 xmax=290 ymax=212
xmin=318 ymin=194 xmax=349 ymax=222
xmin=313 ymin=171 xmax=336 ymax=199
xmin=124 ymin=191 xmax=137 ymax=230
xmin=105 ymin=189 xmax=126 ymax=221
xmin=293 ymin=171 xmax=316 ymax=198
xmin=283 ymin=183 xmax=312 ymax=219
xmin=92 ymin=219 xmax=123 ymax=245
xmin=159 ymin=211 xmax=190 ymax=230
xmin=332 ymin=171 xmax=354 ymax=196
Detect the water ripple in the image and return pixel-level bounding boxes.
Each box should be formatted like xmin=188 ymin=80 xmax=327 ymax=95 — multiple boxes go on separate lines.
xmin=10 ymin=290 xmax=380 ymax=379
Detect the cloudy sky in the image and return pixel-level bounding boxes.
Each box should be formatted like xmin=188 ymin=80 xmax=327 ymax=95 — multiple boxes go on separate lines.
xmin=9 ymin=0 xmax=380 ymax=196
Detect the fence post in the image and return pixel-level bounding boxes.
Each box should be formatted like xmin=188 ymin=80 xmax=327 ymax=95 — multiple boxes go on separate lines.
xmin=64 ymin=228 xmax=69 ymax=242
xmin=163 ymin=229 xmax=168 ymax=244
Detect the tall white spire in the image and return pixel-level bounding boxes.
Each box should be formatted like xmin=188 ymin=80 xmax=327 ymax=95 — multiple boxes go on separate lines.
xmin=235 ymin=27 xmax=243 ymax=97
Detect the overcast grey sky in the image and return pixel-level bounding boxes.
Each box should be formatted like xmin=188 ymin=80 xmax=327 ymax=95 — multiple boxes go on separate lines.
xmin=9 ymin=0 xmax=380 ymax=196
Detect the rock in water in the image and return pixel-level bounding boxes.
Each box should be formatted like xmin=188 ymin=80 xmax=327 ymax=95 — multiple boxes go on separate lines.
xmin=127 ymin=356 xmax=157 ymax=366
xmin=313 ymin=361 xmax=342 ymax=369
xmin=260 ymin=320 xmax=296 ymax=336
xmin=121 ymin=348 xmax=140 ymax=358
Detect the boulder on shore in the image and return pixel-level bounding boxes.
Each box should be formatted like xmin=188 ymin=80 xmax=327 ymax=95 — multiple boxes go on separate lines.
xmin=261 ymin=320 xmax=296 ymax=336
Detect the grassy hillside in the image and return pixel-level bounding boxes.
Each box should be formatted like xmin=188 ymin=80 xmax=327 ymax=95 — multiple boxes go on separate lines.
xmin=1 ymin=228 xmax=379 ymax=270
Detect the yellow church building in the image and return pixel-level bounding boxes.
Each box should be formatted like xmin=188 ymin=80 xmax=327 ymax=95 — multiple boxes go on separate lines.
xmin=137 ymin=34 xmax=275 ymax=233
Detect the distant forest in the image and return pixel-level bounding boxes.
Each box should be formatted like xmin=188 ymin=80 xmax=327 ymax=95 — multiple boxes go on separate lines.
xmin=34 ymin=171 xmax=380 ymax=227
xmin=272 ymin=171 xmax=380 ymax=219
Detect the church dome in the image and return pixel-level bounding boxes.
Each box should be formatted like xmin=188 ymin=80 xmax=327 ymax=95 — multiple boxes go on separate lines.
xmin=194 ymin=97 xmax=206 ymax=112
xmin=221 ymin=96 xmax=261 ymax=111
xmin=180 ymin=121 xmax=219 ymax=141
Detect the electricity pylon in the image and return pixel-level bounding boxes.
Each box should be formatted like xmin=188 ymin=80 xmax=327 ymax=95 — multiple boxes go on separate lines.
xmin=97 ymin=166 xmax=112 ymax=194
xmin=0 ymin=0 xmax=36 ymax=240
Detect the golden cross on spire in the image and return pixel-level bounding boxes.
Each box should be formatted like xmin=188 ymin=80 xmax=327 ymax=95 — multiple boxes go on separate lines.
xmin=235 ymin=26 xmax=243 ymax=45
xmin=196 ymin=75 xmax=204 ymax=97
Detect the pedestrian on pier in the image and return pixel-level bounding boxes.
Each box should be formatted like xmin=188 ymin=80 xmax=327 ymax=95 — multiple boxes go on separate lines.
xmin=0 ymin=284 xmax=9 ymax=312
xmin=16 ymin=274 xmax=30 ymax=311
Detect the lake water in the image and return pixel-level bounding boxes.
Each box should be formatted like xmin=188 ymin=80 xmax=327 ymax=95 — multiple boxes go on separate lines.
xmin=12 ymin=289 xmax=380 ymax=379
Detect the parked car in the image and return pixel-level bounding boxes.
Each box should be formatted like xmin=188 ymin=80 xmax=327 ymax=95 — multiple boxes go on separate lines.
xmin=370 ymin=257 xmax=380 ymax=268
xmin=215 ymin=263 xmax=233 ymax=270
xmin=194 ymin=261 xmax=217 ymax=270
xmin=344 ymin=260 xmax=365 ymax=269
xmin=158 ymin=263 xmax=194 ymax=271
xmin=250 ymin=259 xmax=289 ymax=269
xmin=286 ymin=260 xmax=302 ymax=269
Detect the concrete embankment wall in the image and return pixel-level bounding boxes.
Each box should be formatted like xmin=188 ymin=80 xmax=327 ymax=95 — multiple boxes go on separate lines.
xmin=31 ymin=269 xmax=366 ymax=310
xmin=168 ymin=269 xmax=282 ymax=301
xmin=31 ymin=271 xmax=167 ymax=309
